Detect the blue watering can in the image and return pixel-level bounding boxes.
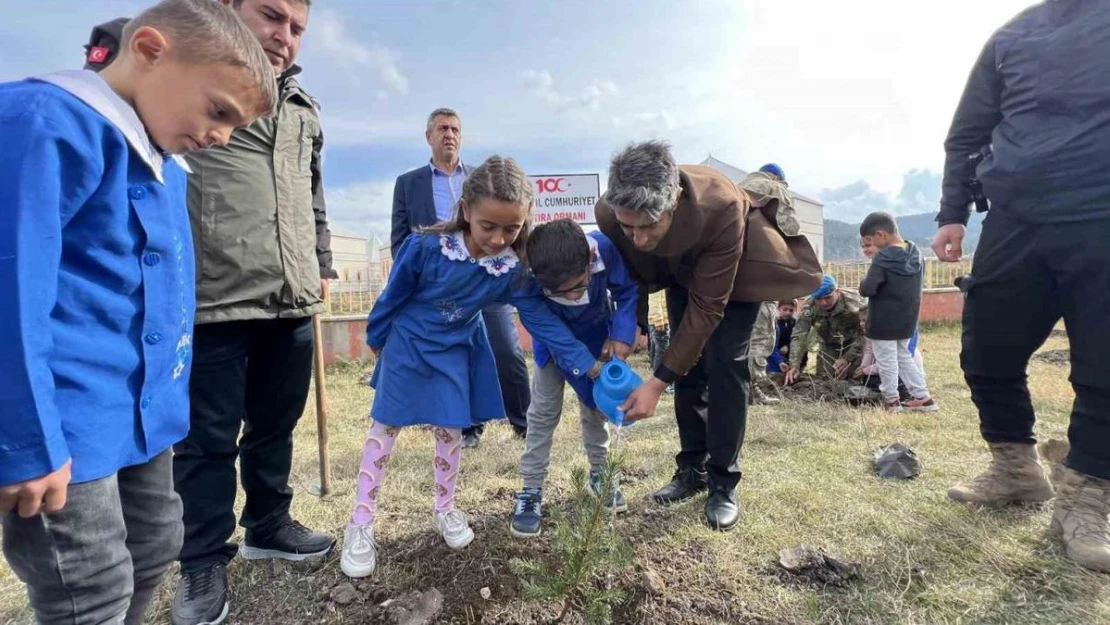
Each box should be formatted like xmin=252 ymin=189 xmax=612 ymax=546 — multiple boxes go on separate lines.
xmin=592 ymin=358 xmax=642 ymax=427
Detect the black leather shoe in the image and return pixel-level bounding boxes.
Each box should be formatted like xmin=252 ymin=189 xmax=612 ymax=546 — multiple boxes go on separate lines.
xmin=172 ymin=564 xmax=229 ymax=625
xmin=705 ymin=485 xmax=741 ymax=531
xmin=652 ymin=467 xmax=708 ymax=505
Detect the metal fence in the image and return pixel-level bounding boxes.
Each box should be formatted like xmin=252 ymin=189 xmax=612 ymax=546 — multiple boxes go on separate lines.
xmin=824 ymin=257 xmax=972 ymax=291
xmin=323 ymin=257 xmax=975 ymax=318
xmin=324 ymin=279 xmax=385 ymax=316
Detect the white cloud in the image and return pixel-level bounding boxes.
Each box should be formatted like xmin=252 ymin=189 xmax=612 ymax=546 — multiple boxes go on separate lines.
xmin=818 ymin=169 xmax=943 ymax=222
xmin=520 ymin=70 xmax=618 ymax=112
xmin=314 ymin=9 xmax=409 ymax=95
xmin=324 ymin=179 xmax=396 ymax=241
xmin=612 ymin=109 xmax=676 ymax=131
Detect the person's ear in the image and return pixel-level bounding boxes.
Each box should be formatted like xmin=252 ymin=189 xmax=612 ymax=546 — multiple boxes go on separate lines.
xmin=129 ymin=26 xmax=170 ymax=68
xmin=459 ymin=200 xmax=470 ymax=223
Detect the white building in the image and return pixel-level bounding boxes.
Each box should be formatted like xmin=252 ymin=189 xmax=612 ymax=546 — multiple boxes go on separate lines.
xmin=329 ymin=227 xmax=372 ymax=282
xmin=700 ymin=155 xmax=825 ymax=263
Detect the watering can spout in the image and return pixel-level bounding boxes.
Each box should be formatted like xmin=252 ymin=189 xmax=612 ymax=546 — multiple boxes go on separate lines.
xmin=592 ymin=358 xmax=642 ymax=427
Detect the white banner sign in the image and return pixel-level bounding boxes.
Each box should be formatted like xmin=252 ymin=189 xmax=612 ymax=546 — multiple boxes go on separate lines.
xmin=528 ymin=174 xmax=600 ymax=225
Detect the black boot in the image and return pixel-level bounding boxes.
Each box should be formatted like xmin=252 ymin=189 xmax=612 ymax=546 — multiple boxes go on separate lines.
xmin=652 ymin=467 xmax=708 ymax=505
xmin=705 ymin=483 xmax=741 ymax=531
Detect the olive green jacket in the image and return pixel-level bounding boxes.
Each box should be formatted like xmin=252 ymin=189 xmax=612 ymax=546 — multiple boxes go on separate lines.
xmin=185 ymin=68 xmax=338 ymax=324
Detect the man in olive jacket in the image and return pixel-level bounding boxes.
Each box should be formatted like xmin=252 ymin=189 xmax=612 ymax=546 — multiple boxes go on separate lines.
xmin=85 ymin=2 xmax=338 ymax=623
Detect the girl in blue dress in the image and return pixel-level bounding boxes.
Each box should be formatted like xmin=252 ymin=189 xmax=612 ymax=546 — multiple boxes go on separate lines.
xmin=341 ymin=156 xmax=599 ymax=579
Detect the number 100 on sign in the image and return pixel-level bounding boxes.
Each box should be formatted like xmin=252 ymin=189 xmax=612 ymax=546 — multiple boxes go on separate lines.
xmin=528 ymin=174 xmax=600 ymax=225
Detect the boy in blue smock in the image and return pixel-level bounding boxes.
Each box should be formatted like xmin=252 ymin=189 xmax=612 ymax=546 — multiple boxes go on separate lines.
xmin=0 ymin=2 xmax=276 ymax=623
xmin=512 ymin=219 xmax=640 ymax=538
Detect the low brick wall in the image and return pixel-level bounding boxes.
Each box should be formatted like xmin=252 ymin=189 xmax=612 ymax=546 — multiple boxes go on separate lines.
xmin=918 ymin=288 xmax=964 ymax=323
xmin=319 ymin=314 xmax=373 ymax=365
xmin=320 ymin=289 xmax=964 ymax=364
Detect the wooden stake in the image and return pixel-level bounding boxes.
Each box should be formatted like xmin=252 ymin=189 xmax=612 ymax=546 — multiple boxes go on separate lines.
xmin=312 ymin=314 xmax=332 ymax=496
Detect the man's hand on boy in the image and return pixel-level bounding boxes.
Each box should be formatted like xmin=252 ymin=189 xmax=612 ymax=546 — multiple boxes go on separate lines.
xmin=601 ymin=339 xmax=633 ymax=361
xmin=0 ymin=460 xmax=72 ymax=518
xmin=620 ymin=377 xmax=667 ymax=422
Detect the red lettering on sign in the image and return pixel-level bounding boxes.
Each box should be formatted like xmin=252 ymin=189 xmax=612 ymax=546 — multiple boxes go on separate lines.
xmin=535 ymin=177 xmax=568 ymax=194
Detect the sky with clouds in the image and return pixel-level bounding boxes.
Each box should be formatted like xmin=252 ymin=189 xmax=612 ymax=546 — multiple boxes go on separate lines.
xmin=0 ymin=0 xmax=1038 ymax=238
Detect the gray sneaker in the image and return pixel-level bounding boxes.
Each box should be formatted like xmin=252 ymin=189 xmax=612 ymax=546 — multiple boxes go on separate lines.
xmin=172 ymin=564 xmax=229 ymax=625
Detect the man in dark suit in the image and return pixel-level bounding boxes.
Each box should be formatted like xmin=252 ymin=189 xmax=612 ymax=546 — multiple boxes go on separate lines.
xmin=390 ymin=108 xmax=531 ymax=447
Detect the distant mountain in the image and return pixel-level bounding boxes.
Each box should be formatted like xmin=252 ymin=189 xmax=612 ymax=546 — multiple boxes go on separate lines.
xmin=824 ymin=212 xmax=985 ymax=261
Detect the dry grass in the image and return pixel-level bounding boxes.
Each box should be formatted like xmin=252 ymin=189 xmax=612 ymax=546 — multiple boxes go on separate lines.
xmin=3 ymin=326 xmax=1109 ymax=624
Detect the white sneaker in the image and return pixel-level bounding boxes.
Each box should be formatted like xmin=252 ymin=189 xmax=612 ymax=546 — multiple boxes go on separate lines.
xmin=433 ymin=509 xmax=475 ymax=550
xmin=340 ymin=523 xmax=378 ymax=578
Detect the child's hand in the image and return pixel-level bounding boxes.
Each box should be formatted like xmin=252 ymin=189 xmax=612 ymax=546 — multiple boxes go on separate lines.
xmin=588 ymin=362 xmax=602 ymax=379
xmin=833 ymin=358 xmax=851 ymax=379
xmin=0 ymin=460 xmax=72 ymax=518
xmin=601 ymin=339 xmax=633 ymax=361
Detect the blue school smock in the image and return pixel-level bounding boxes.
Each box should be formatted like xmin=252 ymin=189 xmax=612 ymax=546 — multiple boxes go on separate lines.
xmin=531 ymin=232 xmax=639 ymax=409
xmin=0 ymin=71 xmax=194 ymax=486
xmin=367 ymin=232 xmax=596 ymax=429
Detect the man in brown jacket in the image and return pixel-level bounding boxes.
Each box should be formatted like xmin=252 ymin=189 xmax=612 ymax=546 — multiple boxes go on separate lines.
xmin=596 ymin=141 xmax=820 ymax=531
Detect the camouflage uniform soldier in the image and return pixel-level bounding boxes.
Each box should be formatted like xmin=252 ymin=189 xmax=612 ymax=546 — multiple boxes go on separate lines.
xmin=785 ymin=276 xmax=867 ymax=383
xmin=738 ymin=164 xmax=800 ymax=237
xmin=747 ymin=302 xmax=780 ymax=404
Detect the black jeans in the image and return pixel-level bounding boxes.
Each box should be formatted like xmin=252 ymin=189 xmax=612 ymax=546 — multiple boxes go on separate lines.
xmin=2 ymin=451 xmax=182 ymax=625
xmin=962 ymin=210 xmax=1110 ymax=480
xmin=174 ymin=318 xmax=315 ymax=570
xmin=666 ymin=286 xmax=761 ymax=490
xmin=465 ymin=304 xmax=531 ymax=436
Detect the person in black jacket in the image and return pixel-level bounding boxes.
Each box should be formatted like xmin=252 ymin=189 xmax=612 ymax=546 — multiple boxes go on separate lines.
xmin=858 ymin=212 xmax=937 ymax=413
xmin=934 ymin=0 xmax=1110 ymax=574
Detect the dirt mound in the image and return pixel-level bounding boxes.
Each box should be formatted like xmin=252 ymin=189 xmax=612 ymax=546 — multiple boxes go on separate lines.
xmin=769 ymin=545 xmax=861 ymax=589
xmin=1033 ymin=349 xmax=1069 ymax=366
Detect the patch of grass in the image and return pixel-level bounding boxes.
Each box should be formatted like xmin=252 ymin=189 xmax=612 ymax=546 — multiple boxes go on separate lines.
xmin=2 ymin=328 xmax=1107 ymax=624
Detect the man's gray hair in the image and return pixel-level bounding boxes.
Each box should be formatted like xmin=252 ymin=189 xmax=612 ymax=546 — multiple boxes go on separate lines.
xmin=123 ymin=0 xmax=278 ymax=116
xmin=604 ymin=140 xmax=681 ymax=221
xmin=426 ymin=107 xmax=460 ymax=132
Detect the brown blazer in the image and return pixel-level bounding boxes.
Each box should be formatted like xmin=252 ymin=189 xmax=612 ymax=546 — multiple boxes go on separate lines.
xmin=596 ymin=165 xmax=821 ymax=380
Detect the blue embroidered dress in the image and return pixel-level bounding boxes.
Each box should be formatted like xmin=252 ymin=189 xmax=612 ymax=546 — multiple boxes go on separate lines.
xmin=367 ymin=232 xmax=596 ymax=429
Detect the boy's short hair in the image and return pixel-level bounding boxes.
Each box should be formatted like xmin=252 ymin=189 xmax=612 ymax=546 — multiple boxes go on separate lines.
xmin=860 ymin=211 xmax=899 ymax=237
xmin=122 ymin=0 xmax=277 ymax=116
xmin=777 ymin=300 xmax=795 ymax=308
xmin=527 ymin=219 xmax=591 ymax=292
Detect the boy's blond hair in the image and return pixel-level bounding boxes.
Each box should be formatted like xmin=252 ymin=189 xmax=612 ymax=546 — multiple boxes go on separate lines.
xmin=122 ymin=0 xmax=278 ymax=116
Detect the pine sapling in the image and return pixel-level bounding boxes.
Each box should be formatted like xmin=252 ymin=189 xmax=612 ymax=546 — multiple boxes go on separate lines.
xmin=510 ymin=455 xmax=632 ymax=624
